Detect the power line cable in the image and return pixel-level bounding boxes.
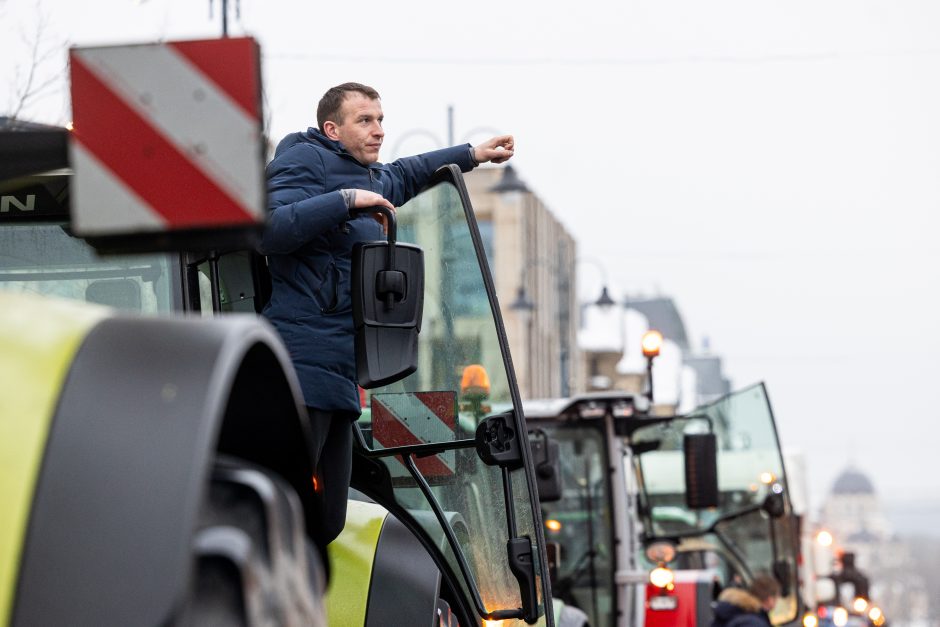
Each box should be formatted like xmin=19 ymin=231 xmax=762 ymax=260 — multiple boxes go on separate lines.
xmin=264 ymin=47 xmax=940 ymax=66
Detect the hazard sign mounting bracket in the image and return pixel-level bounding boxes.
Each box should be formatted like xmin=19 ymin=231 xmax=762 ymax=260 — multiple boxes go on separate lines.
xmin=475 ymin=413 xmax=523 ymax=470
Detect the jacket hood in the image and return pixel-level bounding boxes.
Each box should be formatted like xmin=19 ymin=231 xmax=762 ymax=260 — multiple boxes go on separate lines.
xmin=717 ymin=587 xmax=763 ymax=613
xmin=273 ymin=128 xmax=332 ymax=156
xmin=276 ymin=127 xmax=362 ymax=157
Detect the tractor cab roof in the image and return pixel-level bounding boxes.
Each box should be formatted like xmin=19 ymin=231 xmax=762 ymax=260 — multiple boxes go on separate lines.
xmin=0 ymin=119 xmax=70 ymax=182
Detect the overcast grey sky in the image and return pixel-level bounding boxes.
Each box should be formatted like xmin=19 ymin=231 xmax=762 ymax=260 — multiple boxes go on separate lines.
xmin=3 ymin=0 xmax=939 ymax=516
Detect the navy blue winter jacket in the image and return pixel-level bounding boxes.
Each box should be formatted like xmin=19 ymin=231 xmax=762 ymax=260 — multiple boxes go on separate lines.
xmin=711 ymin=588 xmax=772 ymax=627
xmin=260 ymin=128 xmax=475 ymax=413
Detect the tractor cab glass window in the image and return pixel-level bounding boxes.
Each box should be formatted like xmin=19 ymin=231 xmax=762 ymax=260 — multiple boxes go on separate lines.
xmin=632 ymin=383 xmax=798 ymax=624
xmin=537 ymin=424 xmax=614 ymax=627
xmin=0 ymin=174 xmax=177 ymax=312
xmin=354 ymin=169 xmax=548 ymax=625
xmin=194 ymin=251 xmax=264 ymax=316
xmin=0 ymin=223 xmax=176 ymax=313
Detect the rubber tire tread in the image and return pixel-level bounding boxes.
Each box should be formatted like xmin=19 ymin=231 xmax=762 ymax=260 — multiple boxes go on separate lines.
xmin=178 ymin=455 xmax=327 ymax=627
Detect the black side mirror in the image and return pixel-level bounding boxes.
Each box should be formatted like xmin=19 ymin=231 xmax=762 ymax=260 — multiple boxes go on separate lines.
xmin=351 ymin=207 xmax=424 ymax=388
xmin=529 ymin=430 xmax=563 ymax=502
xmin=684 ymin=432 xmax=719 ymax=509
xmin=762 ymin=491 xmax=786 ymax=518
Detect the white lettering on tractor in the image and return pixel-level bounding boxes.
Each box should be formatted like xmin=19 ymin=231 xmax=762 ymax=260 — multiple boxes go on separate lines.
xmin=0 ymin=195 xmax=36 ymax=213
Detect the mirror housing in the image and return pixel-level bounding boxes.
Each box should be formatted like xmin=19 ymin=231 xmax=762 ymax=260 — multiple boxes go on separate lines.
xmin=684 ymin=433 xmax=719 ymax=509
xmin=529 ymin=430 xmax=562 ymax=502
xmin=351 ymin=240 xmax=424 ymax=388
xmin=762 ymin=491 xmax=786 ymax=518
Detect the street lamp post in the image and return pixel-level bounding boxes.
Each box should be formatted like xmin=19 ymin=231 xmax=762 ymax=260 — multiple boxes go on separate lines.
xmin=508 ymin=260 xmax=567 ymax=397
xmin=489 ymin=166 xmax=617 ymax=399
xmin=641 ymin=330 xmax=664 ymax=403
xmin=209 ymin=0 xmax=239 ymax=37
xmin=576 ymin=257 xmax=616 ymax=310
xmin=389 ymin=106 xmax=504 ymax=159
xmin=489 ymin=153 xmax=625 ymax=397
xmin=389 ymin=129 xmax=444 ymax=160
xmin=509 ymin=256 xmax=616 ymax=397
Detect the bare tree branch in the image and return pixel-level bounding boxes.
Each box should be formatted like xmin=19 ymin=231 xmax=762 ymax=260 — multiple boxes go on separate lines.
xmin=7 ymin=0 xmax=68 ymax=123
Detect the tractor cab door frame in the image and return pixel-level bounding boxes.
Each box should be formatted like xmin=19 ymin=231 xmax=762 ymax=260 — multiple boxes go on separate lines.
xmin=348 ymin=165 xmax=554 ymax=626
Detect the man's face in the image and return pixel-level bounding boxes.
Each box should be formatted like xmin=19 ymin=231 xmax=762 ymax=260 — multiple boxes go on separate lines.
xmin=326 ymin=92 xmax=384 ymax=165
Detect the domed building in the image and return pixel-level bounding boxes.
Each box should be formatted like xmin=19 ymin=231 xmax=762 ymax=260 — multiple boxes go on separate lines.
xmin=832 ymin=468 xmax=876 ymax=496
xmin=817 ymin=467 xmax=932 ymax=623
xmin=820 ymin=467 xmax=892 ymax=563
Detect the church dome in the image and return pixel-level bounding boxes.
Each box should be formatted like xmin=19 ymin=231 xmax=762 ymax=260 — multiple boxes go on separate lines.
xmin=832 ymin=468 xmax=875 ymax=496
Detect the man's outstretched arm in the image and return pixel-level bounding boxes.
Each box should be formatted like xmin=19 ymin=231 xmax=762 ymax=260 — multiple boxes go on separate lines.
xmin=385 ymin=134 xmax=515 ymax=206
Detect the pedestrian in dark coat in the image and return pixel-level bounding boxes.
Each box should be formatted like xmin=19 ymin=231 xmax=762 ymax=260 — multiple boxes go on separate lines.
xmin=259 ymin=82 xmax=514 ymax=563
xmin=711 ymin=575 xmax=780 ymax=627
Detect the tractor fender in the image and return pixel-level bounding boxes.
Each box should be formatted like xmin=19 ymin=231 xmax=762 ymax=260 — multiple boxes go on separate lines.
xmin=11 ymin=312 xmax=315 ymax=627
xmin=0 ymin=293 xmax=109 ymax=627
xmin=327 ymin=500 xmax=444 ymax=627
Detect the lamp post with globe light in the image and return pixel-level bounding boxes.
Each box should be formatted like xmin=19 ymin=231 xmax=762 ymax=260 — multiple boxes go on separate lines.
xmin=508 ymin=255 xmax=616 ymax=397
xmin=389 ymin=105 xmax=504 ymax=160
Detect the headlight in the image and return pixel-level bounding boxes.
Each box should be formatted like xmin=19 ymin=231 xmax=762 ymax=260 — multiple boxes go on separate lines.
xmin=833 ymin=607 xmax=849 ymax=627
xmin=649 ymin=566 xmax=674 ymax=589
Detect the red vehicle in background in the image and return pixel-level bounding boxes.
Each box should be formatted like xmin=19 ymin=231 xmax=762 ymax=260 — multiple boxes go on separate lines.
xmin=644 ymin=570 xmax=716 ymax=627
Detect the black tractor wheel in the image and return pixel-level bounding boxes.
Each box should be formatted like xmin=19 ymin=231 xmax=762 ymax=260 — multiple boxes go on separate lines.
xmin=178 ymin=456 xmax=327 ymax=627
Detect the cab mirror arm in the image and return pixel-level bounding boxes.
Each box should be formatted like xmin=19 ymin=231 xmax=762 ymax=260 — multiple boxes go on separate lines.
xmin=475 ymin=413 xmax=540 ymax=623
xmin=507 ymin=537 xmax=539 ymax=624
xmin=401 ymin=452 xmax=535 ymax=624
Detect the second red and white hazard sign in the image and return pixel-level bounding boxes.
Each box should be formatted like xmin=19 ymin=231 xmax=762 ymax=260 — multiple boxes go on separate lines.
xmin=371 ymin=391 xmax=459 ymax=480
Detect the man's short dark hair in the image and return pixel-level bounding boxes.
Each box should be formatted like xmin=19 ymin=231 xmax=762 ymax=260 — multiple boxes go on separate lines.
xmin=749 ymin=575 xmax=781 ymax=601
xmin=317 ymin=82 xmax=381 ymax=129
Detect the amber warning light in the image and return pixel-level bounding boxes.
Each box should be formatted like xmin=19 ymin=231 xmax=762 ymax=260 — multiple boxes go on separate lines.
xmin=641 ymin=330 xmax=663 ymax=358
xmin=460 ymin=364 xmax=491 ymax=397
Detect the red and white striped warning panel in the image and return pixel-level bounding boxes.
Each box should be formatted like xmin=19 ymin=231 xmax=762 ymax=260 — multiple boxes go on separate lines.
xmin=68 ymin=37 xmax=264 ymax=237
xmin=371 ymin=391 xmax=458 ymax=479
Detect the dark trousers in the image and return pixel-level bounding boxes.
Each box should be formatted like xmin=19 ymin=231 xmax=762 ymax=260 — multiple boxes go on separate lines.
xmin=306 ymin=408 xmax=355 ymax=573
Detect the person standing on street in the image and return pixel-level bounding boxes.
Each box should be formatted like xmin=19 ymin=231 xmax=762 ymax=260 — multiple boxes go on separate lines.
xmin=711 ymin=575 xmax=781 ymax=627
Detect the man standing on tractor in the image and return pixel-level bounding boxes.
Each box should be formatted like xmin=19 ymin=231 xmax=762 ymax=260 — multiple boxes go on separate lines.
xmin=259 ymin=82 xmax=514 ymax=566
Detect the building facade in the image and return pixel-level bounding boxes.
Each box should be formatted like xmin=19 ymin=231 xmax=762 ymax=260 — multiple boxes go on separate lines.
xmin=577 ymin=294 xmax=731 ymax=413
xmin=464 ymin=165 xmax=580 ymax=400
